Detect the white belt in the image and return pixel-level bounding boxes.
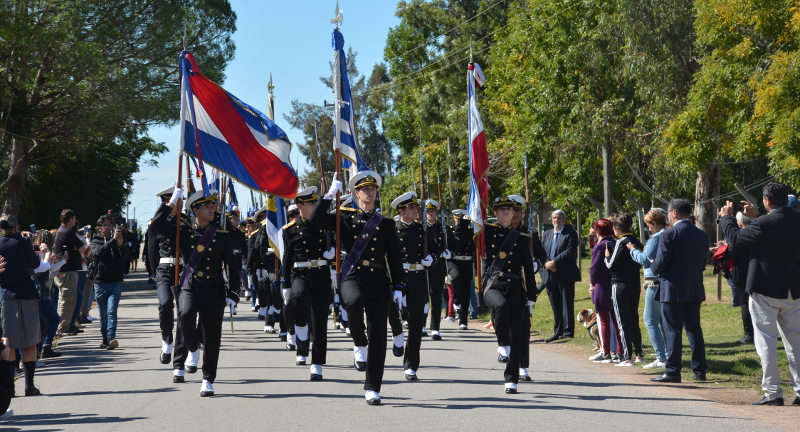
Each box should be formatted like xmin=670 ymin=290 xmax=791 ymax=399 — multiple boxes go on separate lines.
xmin=159 ymin=257 xmax=183 ymax=265
xmin=403 ymin=263 xmax=426 ymax=271
xmin=294 ymin=260 xmax=329 ymax=268
xmin=233 ymin=249 xmax=241 ymax=254
xmin=451 ymin=255 xmax=473 ymax=261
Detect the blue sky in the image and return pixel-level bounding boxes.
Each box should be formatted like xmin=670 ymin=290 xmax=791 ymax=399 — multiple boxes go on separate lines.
xmin=129 ymin=0 xmax=401 ymax=221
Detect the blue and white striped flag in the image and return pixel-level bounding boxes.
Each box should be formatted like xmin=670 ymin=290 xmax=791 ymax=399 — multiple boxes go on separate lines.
xmin=265 ymin=194 xmax=287 ymax=261
xmin=332 ymin=29 xmax=368 ymax=173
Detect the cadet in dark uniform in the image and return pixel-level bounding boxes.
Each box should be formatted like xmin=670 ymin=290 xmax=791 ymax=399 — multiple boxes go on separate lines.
xmin=148 ymin=186 xmax=190 ymax=383
xmin=152 ymin=188 xmax=240 ymax=397
xmin=509 ymin=195 xmax=546 ymax=382
xmin=257 ymin=211 xmax=292 ymax=345
xmin=391 ymin=192 xmax=438 ymax=381
xmin=281 ymin=187 xmax=336 ymax=379
xmin=245 ymin=213 xmax=267 ymax=322
xmin=449 ymin=209 xmax=475 ymax=330
xmin=423 ymin=200 xmax=452 ymax=340
xmin=310 ymin=171 xmax=407 ymax=405
xmin=467 ymin=196 xmax=540 ymax=394
xmin=225 ymin=209 xmax=247 ymax=306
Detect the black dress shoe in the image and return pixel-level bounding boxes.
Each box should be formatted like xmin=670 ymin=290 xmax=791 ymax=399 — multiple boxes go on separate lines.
xmin=431 ymin=334 xmax=442 ymax=341
xmin=737 ymin=335 xmax=754 ymax=344
xmin=498 ymin=354 xmax=510 ymax=363
xmin=185 ymin=365 xmax=198 ymax=374
xmin=354 ymin=361 xmax=367 ymax=372
xmin=279 ymin=334 xmax=287 ymax=342
xmin=160 ymin=352 xmax=171 ymax=365
xmin=561 ymin=333 xmax=574 ymax=339
xmin=392 ymin=345 xmax=404 ymax=357
xmin=25 ymin=386 xmax=42 ymax=396
xmin=366 ymin=397 xmax=381 ymax=405
xmin=286 ymin=343 xmax=296 ymax=351
xmin=40 ymin=346 xmax=61 ymax=359
xmin=257 ymin=314 xmax=265 ymax=321
xmin=173 ymin=375 xmax=185 ymax=383
xmin=310 ymin=374 xmax=323 ymax=381
xmin=405 ymin=373 xmax=418 ymax=381
xmin=692 ymin=373 xmax=707 ymax=381
xmin=421 ymin=330 xmax=428 ymax=337
xmin=792 ymin=396 xmax=800 ymax=406
xmin=650 ymin=374 xmax=681 ymax=383
xmin=296 ymin=358 xmax=306 ymax=366
xmin=752 ymin=396 xmax=784 ymax=406
xmin=505 ymin=387 xmax=517 ymax=394
xmin=520 ymin=375 xmax=532 ymax=382
xmin=545 ymin=335 xmax=560 ymax=343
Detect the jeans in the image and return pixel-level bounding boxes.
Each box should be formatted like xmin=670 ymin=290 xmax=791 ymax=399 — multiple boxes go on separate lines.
xmin=468 ymin=279 xmax=479 ymax=319
xmin=71 ymin=270 xmax=87 ymax=323
xmin=643 ymin=282 xmax=666 ymax=360
xmin=94 ymin=281 xmax=123 ymax=340
xmin=38 ymin=296 xmax=60 ymax=347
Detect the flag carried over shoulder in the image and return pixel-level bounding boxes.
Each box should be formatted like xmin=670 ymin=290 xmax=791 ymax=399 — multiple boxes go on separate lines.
xmin=332 ymin=29 xmax=369 ymax=173
xmin=466 ymin=62 xmax=488 ymax=231
xmin=264 ymin=194 xmax=287 ymax=260
xmin=179 ymin=51 xmax=299 ymax=198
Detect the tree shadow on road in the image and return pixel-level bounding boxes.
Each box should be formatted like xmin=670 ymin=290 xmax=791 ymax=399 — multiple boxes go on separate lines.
xmin=0 ymin=412 xmax=146 ymax=430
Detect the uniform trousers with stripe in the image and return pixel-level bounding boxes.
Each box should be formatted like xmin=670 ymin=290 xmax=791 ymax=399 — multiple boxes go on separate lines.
xmin=290 ymin=268 xmax=330 ymax=365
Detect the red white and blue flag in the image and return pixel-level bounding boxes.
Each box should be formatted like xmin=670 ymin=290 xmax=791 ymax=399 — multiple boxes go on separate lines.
xmin=179 ymin=51 xmax=298 ymax=198
xmin=466 ymin=62 xmax=488 ymax=231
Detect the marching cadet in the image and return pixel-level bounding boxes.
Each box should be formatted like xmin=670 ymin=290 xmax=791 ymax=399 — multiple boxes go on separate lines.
xmin=508 ymin=195 xmax=547 ymax=382
xmin=244 ymin=217 xmax=262 ymax=315
xmin=310 ymin=171 xmax=407 ymax=405
xmin=423 ymin=199 xmax=452 ymax=340
xmin=148 ymin=186 xmax=190 ymax=382
xmin=466 ymin=196 xmax=540 ymax=394
xmin=225 ymin=208 xmax=247 ymax=295
xmin=281 ymin=187 xmax=336 ymax=380
xmin=152 ymin=188 xmax=241 ymax=397
xmin=449 ymin=209 xmax=475 ymax=330
xmin=257 ymin=209 xmax=292 ymax=344
xmin=391 ymin=192 xmax=438 ymax=381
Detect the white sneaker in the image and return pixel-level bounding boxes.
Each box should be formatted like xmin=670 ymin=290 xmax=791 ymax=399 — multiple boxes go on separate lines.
xmin=345 ymin=327 xmax=351 ymax=335
xmin=643 ymin=359 xmax=666 ymax=370
xmin=0 ymin=408 xmax=12 ymax=421
xmin=200 ymin=379 xmax=214 ymax=397
xmin=86 ymin=315 xmax=97 ymax=321
xmin=162 ymin=340 xmax=174 ymax=355
xmin=616 ymin=360 xmax=635 ymax=367
xmin=459 ymin=324 xmax=468 ymax=330
xmin=35 ymin=360 xmax=45 ymax=367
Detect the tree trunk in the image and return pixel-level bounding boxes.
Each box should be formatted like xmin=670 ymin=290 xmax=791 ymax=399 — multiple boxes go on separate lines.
xmin=446 ymin=137 xmax=458 ymax=209
xmin=602 ymin=139 xmax=613 ymax=216
xmin=694 ymin=161 xmax=720 ymax=247
xmin=3 ymin=137 xmax=30 ymax=217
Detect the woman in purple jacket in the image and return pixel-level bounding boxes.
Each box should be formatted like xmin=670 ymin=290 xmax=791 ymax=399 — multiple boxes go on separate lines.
xmin=588 ymin=219 xmax=623 ymax=363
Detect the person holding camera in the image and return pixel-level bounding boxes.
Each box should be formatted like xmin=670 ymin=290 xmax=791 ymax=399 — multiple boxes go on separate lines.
xmin=53 ymin=209 xmax=87 ymax=338
xmin=90 ymin=215 xmax=130 ymax=350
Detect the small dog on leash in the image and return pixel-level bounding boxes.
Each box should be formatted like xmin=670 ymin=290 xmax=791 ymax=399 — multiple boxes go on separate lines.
xmin=577 ymin=309 xmax=601 ymax=352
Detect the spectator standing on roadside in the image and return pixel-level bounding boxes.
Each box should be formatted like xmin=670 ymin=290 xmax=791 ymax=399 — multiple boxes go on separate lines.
xmin=720 ymin=182 xmax=800 ymax=406
xmin=91 ymin=214 xmax=130 ymax=350
xmin=588 ymin=219 xmax=623 ymax=364
xmin=650 ymin=198 xmax=709 ymax=384
xmin=627 ymin=209 xmax=668 ymax=369
xmin=53 ymin=209 xmax=87 ymax=338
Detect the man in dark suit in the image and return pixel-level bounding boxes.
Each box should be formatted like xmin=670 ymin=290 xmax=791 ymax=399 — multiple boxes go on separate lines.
xmin=541 ymin=209 xmax=580 ymax=342
xmin=650 ymin=198 xmax=709 ymax=383
xmin=719 ymin=182 xmax=800 ymax=407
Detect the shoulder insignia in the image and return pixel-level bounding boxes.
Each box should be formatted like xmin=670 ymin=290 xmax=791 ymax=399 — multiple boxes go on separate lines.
xmin=486 ymin=223 xmax=499 ymax=228
xmin=260 ymin=219 xmax=267 ymax=226
xmin=282 ymin=220 xmax=296 ymax=229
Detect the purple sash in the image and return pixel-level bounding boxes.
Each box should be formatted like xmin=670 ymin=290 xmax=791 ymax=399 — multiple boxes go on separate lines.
xmin=338 ymin=210 xmax=384 ymax=286
xmin=178 ymin=225 xmax=217 ymax=291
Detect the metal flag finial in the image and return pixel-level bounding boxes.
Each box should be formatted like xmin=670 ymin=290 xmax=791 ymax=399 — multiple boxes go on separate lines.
xmin=331 ymin=0 xmax=343 ymax=28
xmin=268 ymin=72 xmax=274 ymax=95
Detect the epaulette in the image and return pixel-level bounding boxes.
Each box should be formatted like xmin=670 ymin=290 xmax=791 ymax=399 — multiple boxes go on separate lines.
xmin=340 ymin=207 xmax=357 ymax=212
xmin=282 ymin=220 xmax=296 ymax=230
xmin=486 ymin=222 xmax=499 ymax=228
xmin=260 ymin=219 xmax=267 ymax=225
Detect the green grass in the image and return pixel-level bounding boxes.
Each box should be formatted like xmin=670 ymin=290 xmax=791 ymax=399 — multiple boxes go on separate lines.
xmin=505 ymin=257 xmax=795 ymax=393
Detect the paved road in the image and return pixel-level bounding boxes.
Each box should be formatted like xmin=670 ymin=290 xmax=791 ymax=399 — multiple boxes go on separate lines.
xmin=6 ymin=272 xmax=777 ymax=431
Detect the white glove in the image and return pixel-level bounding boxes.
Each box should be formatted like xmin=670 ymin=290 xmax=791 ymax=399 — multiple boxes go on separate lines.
xmin=527 ymin=300 xmax=535 ymax=314
xmin=324 ymin=173 xmax=343 ymax=199
xmin=401 ymin=295 xmax=407 ymax=309
xmin=441 ymin=249 xmax=452 ymax=260
xmin=226 ymin=297 xmax=236 ymax=308
xmin=421 ymin=254 xmax=434 ymax=267
xmin=423 ymin=302 xmax=429 ymax=314
xmin=169 ymin=187 xmax=185 ymax=206
xmin=333 ymin=294 xmax=340 ymax=303
xmin=323 ymin=247 xmax=336 ymax=260
xmin=282 ymin=288 xmax=291 ymax=305
xmin=533 ymin=261 xmax=541 ymax=273
xmin=392 ymin=290 xmax=403 ymax=305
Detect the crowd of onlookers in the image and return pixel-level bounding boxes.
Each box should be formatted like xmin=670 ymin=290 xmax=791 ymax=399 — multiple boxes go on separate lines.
xmin=0 ymin=209 xmax=141 ymax=420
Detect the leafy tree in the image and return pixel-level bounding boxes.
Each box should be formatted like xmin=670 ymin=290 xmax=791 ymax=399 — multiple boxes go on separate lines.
xmin=0 ymin=0 xmax=237 ymax=216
